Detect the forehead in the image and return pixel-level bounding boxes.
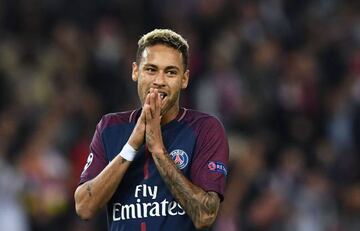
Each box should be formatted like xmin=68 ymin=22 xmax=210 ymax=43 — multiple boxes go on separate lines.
xmin=140 ymin=44 xmax=184 ymax=70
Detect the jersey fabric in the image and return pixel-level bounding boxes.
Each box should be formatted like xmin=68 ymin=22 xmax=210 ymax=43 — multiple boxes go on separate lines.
xmin=79 ymin=108 xmax=229 ymax=231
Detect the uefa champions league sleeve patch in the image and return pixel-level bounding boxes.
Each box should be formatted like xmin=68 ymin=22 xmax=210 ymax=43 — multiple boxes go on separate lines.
xmin=207 ymin=161 xmax=227 ymax=176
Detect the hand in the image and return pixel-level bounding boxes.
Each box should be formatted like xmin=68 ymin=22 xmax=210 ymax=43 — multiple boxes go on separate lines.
xmin=144 ymin=88 xmax=165 ymax=154
xmin=127 ymin=105 xmax=146 ymax=150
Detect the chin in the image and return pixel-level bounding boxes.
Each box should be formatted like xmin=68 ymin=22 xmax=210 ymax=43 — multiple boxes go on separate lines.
xmin=160 ymin=103 xmax=173 ymax=117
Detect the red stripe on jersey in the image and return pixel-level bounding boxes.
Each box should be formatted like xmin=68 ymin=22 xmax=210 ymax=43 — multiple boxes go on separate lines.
xmin=141 ymin=222 xmax=147 ymax=231
xmin=144 ymin=147 xmax=150 ymax=180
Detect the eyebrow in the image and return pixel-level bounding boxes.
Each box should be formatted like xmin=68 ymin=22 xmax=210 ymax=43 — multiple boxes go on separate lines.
xmin=143 ymin=64 xmax=181 ymax=71
xmin=143 ymin=64 xmax=157 ymax=69
xmin=165 ymin=66 xmax=180 ymax=71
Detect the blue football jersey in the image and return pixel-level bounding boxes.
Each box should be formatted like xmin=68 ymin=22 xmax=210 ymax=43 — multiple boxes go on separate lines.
xmin=79 ymin=108 xmax=229 ymax=231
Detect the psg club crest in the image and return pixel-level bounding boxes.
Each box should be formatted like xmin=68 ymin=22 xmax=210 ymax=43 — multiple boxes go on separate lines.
xmin=170 ymin=149 xmax=189 ymax=169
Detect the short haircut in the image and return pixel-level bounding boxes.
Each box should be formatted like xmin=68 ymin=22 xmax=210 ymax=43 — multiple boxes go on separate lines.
xmin=136 ymin=29 xmax=189 ymax=71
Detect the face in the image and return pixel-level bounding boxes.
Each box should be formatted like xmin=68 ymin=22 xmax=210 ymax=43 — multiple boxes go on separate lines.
xmin=132 ymin=44 xmax=189 ymax=119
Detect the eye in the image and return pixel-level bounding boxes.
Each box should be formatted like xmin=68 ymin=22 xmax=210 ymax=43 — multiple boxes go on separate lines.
xmin=166 ymin=70 xmax=178 ymax=76
xmin=145 ymin=67 xmax=156 ymax=74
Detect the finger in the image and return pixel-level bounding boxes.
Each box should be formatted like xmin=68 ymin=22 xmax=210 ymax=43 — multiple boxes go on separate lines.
xmin=153 ymin=88 xmax=159 ymax=111
xmin=143 ymin=93 xmax=151 ymax=121
xmin=144 ymin=104 xmax=152 ymax=122
xmin=145 ymin=91 xmax=151 ymax=105
xmin=149 ymin=91 xmax=156 ymax=118
xmin=156 ymin=92 xmax=161 ymax=116
xmin=138 ymin=106 xmax=146 ymax=123
xmin=153 ymin=89 xmax=161 ymax=117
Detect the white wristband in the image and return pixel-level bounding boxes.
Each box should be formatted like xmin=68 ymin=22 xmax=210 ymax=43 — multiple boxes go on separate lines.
xmin=119 ymin=143 xmax=137 ymax=161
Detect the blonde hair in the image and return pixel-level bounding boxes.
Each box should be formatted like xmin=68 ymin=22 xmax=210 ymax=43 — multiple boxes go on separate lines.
xmin=136 ymin=29 xmax=189 ymax=70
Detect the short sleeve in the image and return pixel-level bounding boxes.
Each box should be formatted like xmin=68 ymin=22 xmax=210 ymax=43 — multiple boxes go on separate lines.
xmin=190 ymin=117 xmax=229 ymax=201
xmin=79 ymin=117 xmax=108 ymax=185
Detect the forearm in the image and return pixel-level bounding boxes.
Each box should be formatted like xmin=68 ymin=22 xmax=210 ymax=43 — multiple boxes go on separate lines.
xmin=74 ymin=155 xmax=130 ymax=219
xmin=152 ymin=148 xmax=220 ymax=229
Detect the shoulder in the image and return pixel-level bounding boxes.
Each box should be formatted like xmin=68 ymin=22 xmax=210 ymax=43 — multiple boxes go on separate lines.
xmin=96 ymin=109 xmax=138 ymax=132
xmin=181 ymin=109 xmax=226 ymax=135
xmin=182 ymin=109 xmax=224 ymax=128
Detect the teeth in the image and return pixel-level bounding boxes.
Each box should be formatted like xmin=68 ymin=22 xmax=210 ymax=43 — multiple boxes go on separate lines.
xmin=147 ymin=89 xmax=166 ymax=100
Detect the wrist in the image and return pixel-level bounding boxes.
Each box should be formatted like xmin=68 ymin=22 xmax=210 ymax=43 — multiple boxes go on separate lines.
xmin=128 ymin=140 xmax=139 ymax=151
xmin=149 ymin=146 xmax=166 ymax=156
xmin=119 ymin=143 xmax=137 ymax=161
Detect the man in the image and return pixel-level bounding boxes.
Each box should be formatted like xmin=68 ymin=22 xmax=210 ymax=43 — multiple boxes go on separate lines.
xmin=74 ymin=29 xmax=229 ymax=230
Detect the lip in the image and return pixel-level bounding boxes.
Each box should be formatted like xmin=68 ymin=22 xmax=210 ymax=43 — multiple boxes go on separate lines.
xmin=147 ymin=89 xmax=168 ymax=100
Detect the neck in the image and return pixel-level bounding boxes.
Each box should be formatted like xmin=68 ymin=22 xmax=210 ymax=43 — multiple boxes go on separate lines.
xmin=160 ymin=105 xmax=180 ymax=125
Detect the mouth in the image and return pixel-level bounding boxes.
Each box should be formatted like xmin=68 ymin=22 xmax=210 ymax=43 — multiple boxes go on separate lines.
xmin=159 ymin=92 xmax=167 ymax=101
xmin=147 ymin=90 xmax=168 ymax=102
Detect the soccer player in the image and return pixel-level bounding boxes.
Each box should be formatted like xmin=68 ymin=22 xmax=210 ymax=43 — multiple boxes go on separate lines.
xmin=74 ymin=29 xmax=229 ymax=230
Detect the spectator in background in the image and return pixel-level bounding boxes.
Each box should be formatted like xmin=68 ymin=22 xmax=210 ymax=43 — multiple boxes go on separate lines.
xmin=0 ymin=1 xmax=359 ymax=230
xmin=0 ymin=111 xmax=28 ymax=231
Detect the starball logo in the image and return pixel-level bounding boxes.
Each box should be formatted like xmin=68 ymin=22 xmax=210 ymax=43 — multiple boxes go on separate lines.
xmin=112 ymin=184 xmax=185 ymax=221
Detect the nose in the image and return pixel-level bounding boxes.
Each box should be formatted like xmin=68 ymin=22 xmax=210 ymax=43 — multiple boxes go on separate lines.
xmin=153 ymin=71 xmax=166 ymax=87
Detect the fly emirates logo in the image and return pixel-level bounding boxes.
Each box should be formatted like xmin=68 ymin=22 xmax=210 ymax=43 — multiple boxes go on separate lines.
xmin=113 ymin=184 xmax=186 ymax=221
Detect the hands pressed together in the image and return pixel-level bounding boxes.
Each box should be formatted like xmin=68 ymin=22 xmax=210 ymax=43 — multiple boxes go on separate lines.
xmin=128 ymin=88 xmax=165 ymax=155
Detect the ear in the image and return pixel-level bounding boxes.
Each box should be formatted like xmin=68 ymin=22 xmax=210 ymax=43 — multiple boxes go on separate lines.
xmin=132 ymin=62 xmax=139 ymax=82
xmin=181 ymin=69 xmax=189 ymax=89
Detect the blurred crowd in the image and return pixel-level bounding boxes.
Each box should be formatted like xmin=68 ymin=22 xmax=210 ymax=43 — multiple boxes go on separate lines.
xmin=0 ymin=0 xmax=359 ymax=230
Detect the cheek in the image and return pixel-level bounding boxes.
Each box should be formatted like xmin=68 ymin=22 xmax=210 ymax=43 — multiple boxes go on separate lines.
xmin=137 ymin=76 xmax=148 ymax=91
xmin=137 ymin=76 xmax=153 ymax=102
xmin=138 ymin=74 xmax=152 ymax=86
xmin=137 ymin=81 xmax=146 ymax=100
xmin=170 ymin=80 xmax=183 ymax=93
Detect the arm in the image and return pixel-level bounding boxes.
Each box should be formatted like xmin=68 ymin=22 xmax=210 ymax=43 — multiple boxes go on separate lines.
xmin=153 ymin=149 xmax=220 ymax=229
xmin=74 ymin=154 xmax=131 ymax=220
xmin=74 ymin=110 xmax=146 ymax=220
xmin=144 ymin=89 xmax=220 ymax=229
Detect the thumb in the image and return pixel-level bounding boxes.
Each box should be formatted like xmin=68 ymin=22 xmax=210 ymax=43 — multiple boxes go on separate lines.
xmin=138 ymin=108 xmax=146 ymax=123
